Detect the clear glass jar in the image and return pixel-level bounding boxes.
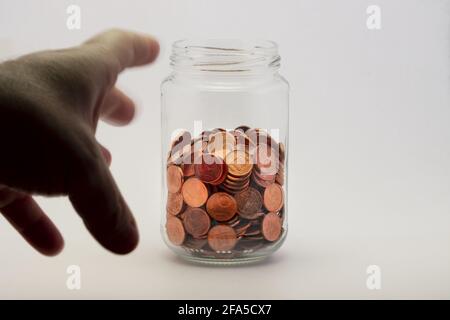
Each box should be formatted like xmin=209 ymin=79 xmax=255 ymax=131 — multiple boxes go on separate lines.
xmin=161 ymin=39 xmax=289 ymax=265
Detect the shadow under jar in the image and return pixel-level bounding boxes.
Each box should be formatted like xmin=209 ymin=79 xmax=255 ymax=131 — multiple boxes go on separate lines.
xmin=161 ymin=39 xmax=289 ymax=265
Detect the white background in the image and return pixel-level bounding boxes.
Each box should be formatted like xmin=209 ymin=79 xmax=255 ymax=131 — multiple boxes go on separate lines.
xmin=0 ymin=0 xmax=449 ymax=299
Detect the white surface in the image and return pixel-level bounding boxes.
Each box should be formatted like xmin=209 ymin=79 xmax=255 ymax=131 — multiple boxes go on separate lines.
xmin=0 ymin=0 xmax=449 ymax=299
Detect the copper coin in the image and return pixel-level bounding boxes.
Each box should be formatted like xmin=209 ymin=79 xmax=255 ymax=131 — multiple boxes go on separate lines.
xmin=210 ymin=162 xmax=228 ymax=185
xmin=166 ymin=192 xmax=184 ymax=216
xmin=237 ymin=238 xmax=264 ymax=251
xmin=223 ymin=179 xmax=250 ymax=191
xmin=230 ymin=129 xmax=247 ymax=139
xmin=211 ymin=147 xmax=233 ymax=160
xmin=166 ymin=216 xmax=186 ymax=246
xmin=275 ymin=172 xmax=284 ymax=186
xmin=223 ymin=183 xmax=250 ymax=193
xmin=244 ymin=229 xmax=262 ymax=237
xmin=191 ymin=137 xmax=208 ymax=155
xmin=220 ymin=184 xmax=248 ymax=195
xmin=182 ymin=207 xmax=211 ymax=238
xmin=254 ymin=145 xmax=279 ymax=175
xmin=211 ymin=127 xmax=226 ymax=133
xmin=224 ymin=174 xmax=250 ymax=184
xmin=206 ymin=192 xmax=237 ymax=222
xmin=207 ymin=131 xmax=236 ymax=152
xmin=168 ymin=131 xmax=191 ymax=161
xmin=181 ymin=177 xmax=208 ymax=207
xmin=182 ymin=163 xmax=195 ymax=177
xmin=168 ymin=131 xmax=192 ymax=164
xmin=223 ymin=180 xmax=249 ymax=190
xmin=170 ymin=130 xmax=192 ymax=150
xmin=225 ymin=150 xmax=253 ymax=177
xmin=235 ymin=187 xmax=263 ymax=220
xmin=254 ymin=169 xmax=276 ymax=181
xmin=234 ymin=222 xmax=252 ymax=236
xmin=235 ymin=125 xmax=251 ymax=132
xmin=183 ymin=237 xmax=207 ymax=250
xmin=263 ymin=183 xmax=284 ymax=212
xmin=225 ymin=172 xmax=252 ymax=182
xmin=167 ymin=165 xmax=184 ymax=193
xmin=251 ymin=172 xmax=274 ymax=188
xmin=279 ymin=142 xmax=286 ymax=163
xmin=194 ymin=153 xmax=225 ymax=185
xmin=262 ymin=212 xmax=282 ymax=242
xmin=207 ymin=225 xmax=238 ymax=251
xmin=246 ymin=128 xmax=274 ymax=147
xmin=224 ymin=215 xmax=241 ymax=228
xmin=200 ymin=130 xmax=213 ymax=142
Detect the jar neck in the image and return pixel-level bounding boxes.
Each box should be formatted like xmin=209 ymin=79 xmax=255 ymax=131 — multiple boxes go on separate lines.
xmin=170 ymin=39 xmax=281 ymax=78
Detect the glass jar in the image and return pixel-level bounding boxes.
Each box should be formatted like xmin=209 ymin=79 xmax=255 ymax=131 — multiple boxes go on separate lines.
xmin=161 ymin=39 xmax=289 ymax=264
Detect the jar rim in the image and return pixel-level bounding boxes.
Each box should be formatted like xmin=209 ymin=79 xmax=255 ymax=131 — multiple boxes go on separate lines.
xmin=170 ymin=39 xmax=280 ymax=73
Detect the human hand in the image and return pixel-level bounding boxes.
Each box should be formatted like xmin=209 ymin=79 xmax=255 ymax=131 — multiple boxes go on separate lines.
xmin=0 ymin=29 xmax=159 ymax=255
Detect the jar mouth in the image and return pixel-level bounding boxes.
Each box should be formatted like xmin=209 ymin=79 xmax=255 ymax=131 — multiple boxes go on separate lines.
xmin=171 ymin=39 xmax=280 ymax=73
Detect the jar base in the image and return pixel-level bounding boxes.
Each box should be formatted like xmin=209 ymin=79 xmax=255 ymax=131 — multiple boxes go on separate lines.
xmin=166 ymin=230 xmax=287 ymax=266
xmin=179 ymin=253 xmax=269 ymax=266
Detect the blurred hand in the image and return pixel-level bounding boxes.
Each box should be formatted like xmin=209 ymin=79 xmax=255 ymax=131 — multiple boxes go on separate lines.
xmin=0 ymin=29 xmax=159 ymax=255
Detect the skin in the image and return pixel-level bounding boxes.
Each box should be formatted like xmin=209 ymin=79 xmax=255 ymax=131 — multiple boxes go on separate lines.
xmin=0 ymin=29 xmax=160 ymax=256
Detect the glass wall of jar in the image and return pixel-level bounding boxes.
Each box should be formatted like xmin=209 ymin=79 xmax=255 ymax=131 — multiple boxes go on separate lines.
xmin=161 ymin=39 xmax=289 ymax=264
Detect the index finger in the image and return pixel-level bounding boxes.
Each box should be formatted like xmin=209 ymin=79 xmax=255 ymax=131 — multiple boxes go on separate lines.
xmin=84 ymin=29 xmax=160 ymax=71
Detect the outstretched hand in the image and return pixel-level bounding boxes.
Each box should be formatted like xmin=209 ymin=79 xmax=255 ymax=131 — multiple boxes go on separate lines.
xmin=0 ymin=29 xmax=159 ymax=255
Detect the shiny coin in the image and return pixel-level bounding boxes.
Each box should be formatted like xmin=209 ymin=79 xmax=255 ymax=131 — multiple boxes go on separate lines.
xmin=263 ymin=183 xmax=284 ymax=212
xmin=220 ymin=184 xmax=249 ymax=195
xmin=223 ymin=183 xmax=250 ymax=194
xmin=166 ymin=192 xmax=184 ymax=216
xmin=208 ymin=131 xmax=236 ymax=152
xmin=182 ymin=163 xmax=195 ymax=177
xmin=168 ymin=131 xmax=192 ymax=165
xmin=254 ymin=145 xmax=279 ymax=175
xmin=183 ymin=207 xmax=211 ymax=238
xmin=166 ymin=216 xmax=186 ymax=246
xmin=170 ymin=130 xmax=191 ymax=149
xmin=225 ymin=171 xmax=252 ymax=182
xmin=254 ymin=169 xmax=276 ymax=181
xmin=194 ymin=153 xmax=226 ymax=185
xmin=235 ymin=125 xmax=251 ymax=132
xmin=207 ymin=225 xmax=238 ymax=251
xmin=236 ymin=238 xmax=265 ymax=251
xmin=234 ymin=222 xmax=252 ymax=236
xmin=244 ymin=229 xmax=262 ymax=237
xmin=181 ymin=177 xmax=208 ymax=207
xmin=235 ymin=187 xmax=263 ymax=220
xmin=211 ymin=162 xmax=228 ymax=185
xmin=262 ymin=212 xmax=282 ymax=242
xmin=200 ymin=130 xmax=213 ymax=142
xmin=251 ymin=172 xmax=274 ymax=188
xmin=206 ymin=192 xmax=237 ymax=222
xmin=275 ymin=172 xmax=284 ymax=186
xmin=225 ymin=150 xmax=253 ymax=177
xmin=223 ymin=179 xmax=250 ymax=190
xmin=224 ymin=215 xmax=241 ymax=228
xmin=183 ymin=237 xmax=207 ymax=250
xmin=210 ymin=147 xmax=231 ymax=160
xmin=279 ymin=142 xmax=286 ymax=163
xmin=167 ymin=165 xmax=184 ymax=193
xmin=246 ymin=128 xmax=273 ymax=147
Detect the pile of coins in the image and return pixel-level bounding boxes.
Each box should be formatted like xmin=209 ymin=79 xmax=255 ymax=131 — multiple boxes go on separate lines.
xmin=165 ymin=126 xmax=286 ymax=257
